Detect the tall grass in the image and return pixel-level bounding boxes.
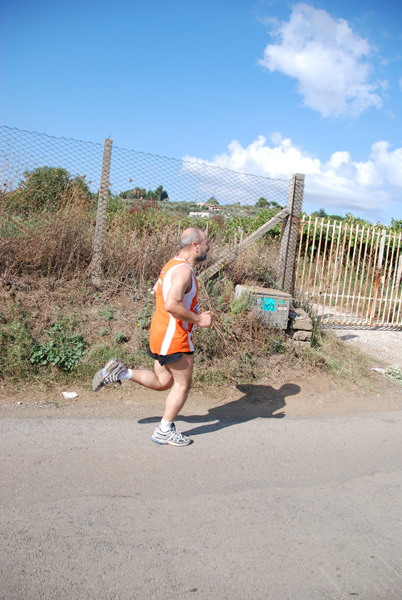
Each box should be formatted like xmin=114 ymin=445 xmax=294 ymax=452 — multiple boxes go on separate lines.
xmin=1 ymin=186 xmax=94 ymax=279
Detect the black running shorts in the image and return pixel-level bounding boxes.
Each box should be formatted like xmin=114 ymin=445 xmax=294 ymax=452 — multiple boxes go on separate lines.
xmin=147 ymin=346 xmax=194 ymax=366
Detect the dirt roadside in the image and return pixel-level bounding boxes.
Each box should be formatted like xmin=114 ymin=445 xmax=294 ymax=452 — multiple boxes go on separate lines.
xmin=1 ymin=326 xmax=401 ymax=421
xmin=332 ymin=327 xmax=402 ymax=369
xmin=2 ymin=276 xmax=401 ymax=422
xmin=1 ymin=366 xmax=401 ymax=421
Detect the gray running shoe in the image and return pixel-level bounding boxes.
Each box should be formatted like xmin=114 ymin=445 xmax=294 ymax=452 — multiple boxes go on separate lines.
xmin=92 ymin=357 xmax=126 ymax=392
xmin=151 ymin=424 xmax=191 ymax=446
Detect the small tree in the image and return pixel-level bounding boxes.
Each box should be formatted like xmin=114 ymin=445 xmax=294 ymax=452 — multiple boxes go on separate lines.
xmin=256 ymin=197 xmax=269 ymax=208
xmin=154 ymin=185 xmax=169 ymax=201
xmin=270 ymin=200 xmax=281 ymax=209
xmin=311 ymin=208 xmax=328 ymax=218
xmin=11 ymin=166 xmax=91 ymax=214
xmin=344 ymin=212 xmax=371 ymax=226
xmin=390 ymin=218 xmax=402 ymax=232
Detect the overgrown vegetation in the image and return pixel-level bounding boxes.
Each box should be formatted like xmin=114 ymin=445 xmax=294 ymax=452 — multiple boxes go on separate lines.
xmin=0 ymin=165 xmax=395 ymax=394
xmin=4 ymin=166 xmax=92 ymax=214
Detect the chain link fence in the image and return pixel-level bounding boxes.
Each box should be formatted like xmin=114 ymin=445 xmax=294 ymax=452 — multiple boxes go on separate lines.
xmin=0 ymin=125 xmax=289 ymax=205
xmin=0 ymin=125 xmax=301 ymax=290
xmin=0 ymin=126 xmax=104 ymax=194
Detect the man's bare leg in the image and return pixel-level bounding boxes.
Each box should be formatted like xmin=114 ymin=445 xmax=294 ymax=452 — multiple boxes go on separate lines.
xmin=150 ymin=354 xmax=194 ymax=446
xmin=129 ymin=355 xmax=193 ymax=417
xmin=92 ymin=355 xmax=193 ymax=445
xmin=162 ymin=354 xmax=194 ymax=422
xmin=130 ymin=360 xmax=172 ymax=391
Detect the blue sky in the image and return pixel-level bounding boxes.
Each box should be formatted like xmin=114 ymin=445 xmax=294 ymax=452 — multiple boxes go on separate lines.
xmin=1 ymin=0 xmax=402 ymax=223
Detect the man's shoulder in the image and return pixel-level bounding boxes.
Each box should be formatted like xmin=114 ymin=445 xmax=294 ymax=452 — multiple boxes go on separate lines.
xmin=163 ymin=256 xmax=181 ymax=267
xmin=164 ymin=260 xmax=194 ymax=287
xmin=163 ymin=257 xmax=192 ymax=273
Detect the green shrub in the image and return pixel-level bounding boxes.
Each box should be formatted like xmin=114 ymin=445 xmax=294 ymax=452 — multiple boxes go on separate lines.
xmin=230 ymin=291 xmax=251 ymax=315
xmin=9 ymin=166 xmax=92 ymax=214
xmin=0 ymin=315 xmax=37 ymax=380
xmin=101 ymin=306 xmax=114 ymax=321
xmin=30 ymin=320 xmax=87 ymax=372
xmin=114 ymin=331 xmax=129 ymax=344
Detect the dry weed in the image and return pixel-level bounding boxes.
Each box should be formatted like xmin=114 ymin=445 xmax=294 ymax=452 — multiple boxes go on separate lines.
xmin=1 ymin=186 xmax=94 ymax=278
xmin=102 ymin=224 xmax=180 ymax=289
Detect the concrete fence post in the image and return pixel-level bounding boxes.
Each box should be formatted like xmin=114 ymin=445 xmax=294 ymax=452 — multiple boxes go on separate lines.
xmin=277 ymin=173 xmax=305 ymax=295
xmin=91 ymin=138 xmax=113 ymax=286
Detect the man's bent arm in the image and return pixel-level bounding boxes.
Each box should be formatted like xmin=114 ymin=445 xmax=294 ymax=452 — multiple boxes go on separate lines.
xmin=164 ymin=267 xmax=212 ymax=328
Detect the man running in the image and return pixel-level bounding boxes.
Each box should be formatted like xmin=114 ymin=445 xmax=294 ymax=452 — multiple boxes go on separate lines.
xmin=92 ymin=227 xmax=212 ymax=446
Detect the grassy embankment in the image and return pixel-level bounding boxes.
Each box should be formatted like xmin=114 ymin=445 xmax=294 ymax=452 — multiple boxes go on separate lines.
xmin=0 ymin=191 xmax=376 ymax=393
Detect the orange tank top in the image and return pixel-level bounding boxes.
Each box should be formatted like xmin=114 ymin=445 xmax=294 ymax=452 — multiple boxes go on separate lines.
xmin=149 ymin=257 xmax=198 ymax=355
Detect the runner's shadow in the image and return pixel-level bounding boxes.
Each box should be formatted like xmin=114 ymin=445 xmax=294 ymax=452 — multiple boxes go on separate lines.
xmin=138 ymin=383 xmax=300 ymax=437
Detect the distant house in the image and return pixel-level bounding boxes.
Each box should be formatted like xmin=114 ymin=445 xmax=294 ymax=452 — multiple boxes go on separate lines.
xmin=195 ymin=202 xmax=223 ymax=212
xmin=204 ymin=203 xmax=224 ymax=212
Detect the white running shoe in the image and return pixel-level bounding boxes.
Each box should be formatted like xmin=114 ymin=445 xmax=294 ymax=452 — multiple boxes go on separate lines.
xmin=92 ymin=357 xmax=126 ymax=392
xmin=151 ymin=424 xmax=191 ymax=446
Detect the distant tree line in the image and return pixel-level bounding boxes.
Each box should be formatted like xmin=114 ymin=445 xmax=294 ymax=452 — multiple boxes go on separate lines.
xmin=3 ymin=166 xmax=401 ymax=233
xmin=119 ymin=185 xmax=168 ymax=202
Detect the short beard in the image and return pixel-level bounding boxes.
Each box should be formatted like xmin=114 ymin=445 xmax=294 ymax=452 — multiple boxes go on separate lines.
xmin=195 ymin=252 xmax=208 ymax=263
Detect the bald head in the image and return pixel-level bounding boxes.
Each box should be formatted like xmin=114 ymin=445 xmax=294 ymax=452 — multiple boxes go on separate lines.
xmin=178 ymin=227 xmax=210 ymax=264
xmin=180 ymin=228 xmax=204 ymax=249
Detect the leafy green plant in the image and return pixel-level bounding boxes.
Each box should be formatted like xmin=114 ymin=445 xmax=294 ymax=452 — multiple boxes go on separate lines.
xmin=114 ymin=331 xmax=129 ymax=344
xmin=263 ymin=335 xmax=287 ymax=355
xmin=101 ymin=306 xmax=114 ymax=321
xmin=0 ymin=316 xmax=37 ymax=380
xmin=230 ymin=291 xmax=251 ymax=315
xmin=310 ymin=319 xmax=320 ymax=348
xmin=273 ymin=339 xmax=286 ymax=353
xmin=385 ymin=365 xmax=402 ymax=383
xmin=136 ymin=295 xmax=154 ymax=329
xmin=30 ymin=321 xmax=87 ymax=371
xmin=10 ymin=166 xmax=92 ymax=214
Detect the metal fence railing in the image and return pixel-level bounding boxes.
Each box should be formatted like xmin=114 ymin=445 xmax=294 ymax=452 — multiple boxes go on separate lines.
xmin=296 ymin=216 xmax=402 ymax=328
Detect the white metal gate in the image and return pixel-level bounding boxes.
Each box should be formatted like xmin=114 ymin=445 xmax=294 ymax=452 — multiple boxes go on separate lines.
xmin=295 ymin=216 xmax=402 ymax=328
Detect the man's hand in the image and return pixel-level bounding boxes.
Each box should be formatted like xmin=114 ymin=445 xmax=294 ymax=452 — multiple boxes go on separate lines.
xmin=196 ymin=311 xmax=213 ymax=328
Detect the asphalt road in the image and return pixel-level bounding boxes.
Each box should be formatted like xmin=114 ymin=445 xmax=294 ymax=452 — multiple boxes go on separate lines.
xmin=1 ymin=411 xmax=402 ymax=600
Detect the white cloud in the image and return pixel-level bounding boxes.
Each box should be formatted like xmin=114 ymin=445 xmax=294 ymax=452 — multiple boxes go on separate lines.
xmin=370 ymin=141 xmax=402 ymax=187
xmin=183 ymin=134 xmax=402 ymax=222
xmin=259 ymin=3 xmax=383 ymax=118
xmin=207 ymin=135 xmax=321 ymax=179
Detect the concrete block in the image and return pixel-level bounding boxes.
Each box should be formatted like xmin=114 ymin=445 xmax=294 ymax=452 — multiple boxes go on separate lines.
xmin=289 ymin=307 xmax=313 ymax=331
xmin=292 ymin=340 xmax=310 ymax=349
xmin=293 ymin=330 xmax=312 ymax=342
